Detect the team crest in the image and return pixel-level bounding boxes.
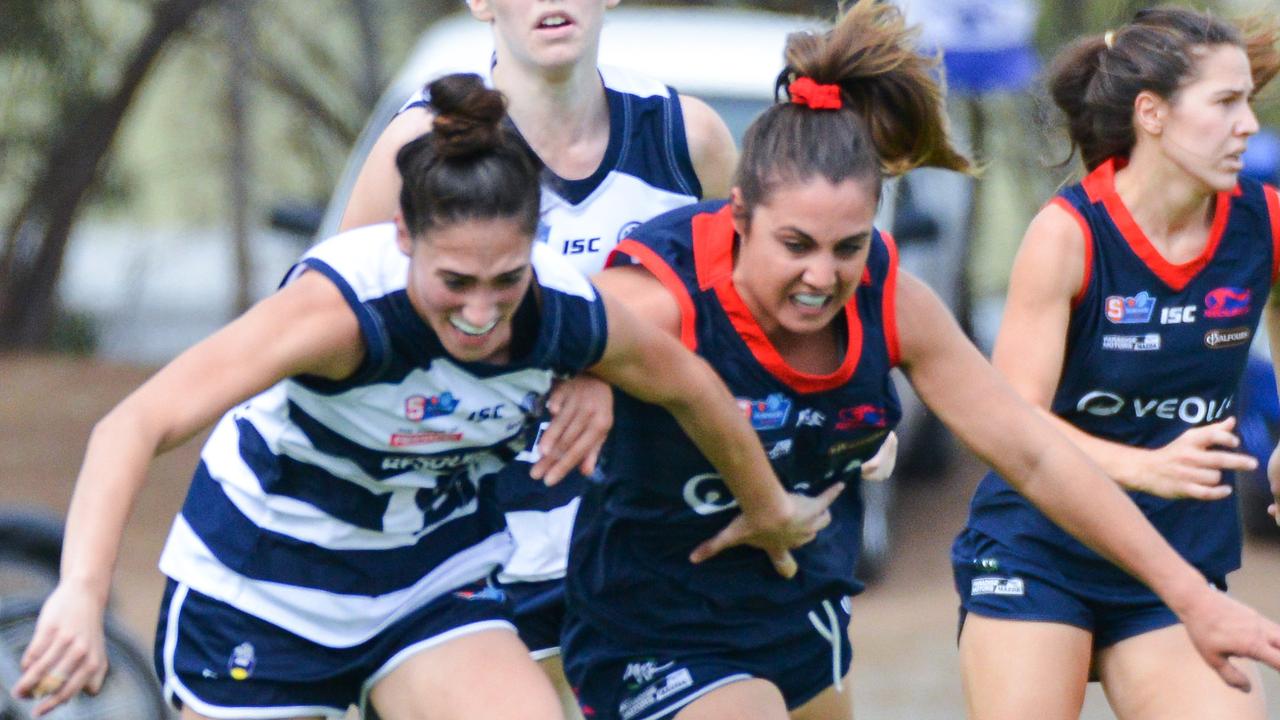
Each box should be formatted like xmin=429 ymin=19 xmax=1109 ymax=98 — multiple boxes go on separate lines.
xmin=737 ymin=394 xmax=792 ymax=431
xmin=405 ymin=392 xmax=459 ymax=421
xmin=1104 ymin=291 xmax=1156 ymax=324
xmin=227 ymin=642 xmax=255 ymax=681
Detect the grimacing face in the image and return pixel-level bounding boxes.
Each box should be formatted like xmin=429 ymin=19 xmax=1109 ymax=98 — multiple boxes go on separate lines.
xmin=469 ymin=0 xmax=620 ymax=74
xmin=731 ymin=176 xmax=877 ymax=342
xmin=397 ymin=215 xmax=534 ymax=364
xmin=1148 ymin=44 xmax=1259 ymax=192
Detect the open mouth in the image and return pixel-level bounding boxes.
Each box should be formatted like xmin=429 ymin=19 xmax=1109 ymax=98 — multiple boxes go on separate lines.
xmin=450 ymin=314 xmax=499 ymax=337
xmin=536 ymin=13 xmax=573 ymax=30
xmin=791 ymin=293 xmax=832 ymax=310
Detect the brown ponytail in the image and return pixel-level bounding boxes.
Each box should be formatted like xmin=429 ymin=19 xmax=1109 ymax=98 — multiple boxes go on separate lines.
xmin=735 ymin=0 xmax=971 ymax=219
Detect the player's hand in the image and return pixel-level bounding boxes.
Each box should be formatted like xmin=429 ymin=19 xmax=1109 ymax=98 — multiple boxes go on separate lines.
xmin=689 ymin=483 xmax=845 ymax=578
xmin=1266 ymin=443 xmax=1280 ymax=526
xmin=11 ymin=583 xmax=109 ymax=716
xmin=530 ymin=375 xmax=614 ymax=486
xmin=1127 ymin=418 xmax=1255 ymax=500
xmin=1178 ymin=583 xmax=1280 ymax=691
xmin=862 ymin=431 xmax=898 ymax=482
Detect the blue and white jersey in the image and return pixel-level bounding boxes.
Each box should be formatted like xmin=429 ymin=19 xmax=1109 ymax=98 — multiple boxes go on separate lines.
xmin=402 ymin=65 xmax=702 ymax=583
xmin=965 ymin=158 xmax=1280 ymax=589
xmin=158 ymin=224 xmax=609 ymax=647
xmin=565 ymin=201 xmax=902 ymax=650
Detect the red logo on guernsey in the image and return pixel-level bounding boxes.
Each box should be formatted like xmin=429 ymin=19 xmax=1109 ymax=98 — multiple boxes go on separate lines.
xmin=835 ymin=404 xmax=887 ymax=431
xmin=389 ymin=431 xmax=463 ymax=447
xmin=1203 ymin=287 xmax=1251 ymax=318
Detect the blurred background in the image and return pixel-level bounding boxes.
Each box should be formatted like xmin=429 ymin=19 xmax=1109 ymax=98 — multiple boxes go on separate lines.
xmin=1 ymin=0 xmax=1279 ymax=718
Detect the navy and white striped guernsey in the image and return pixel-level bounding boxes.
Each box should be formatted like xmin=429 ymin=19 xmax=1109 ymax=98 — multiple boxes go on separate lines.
xmin=964 ymin=158 xmax=1280 ymax=590
xmin=402 ymin=64 xmax=702 ymax=583
xmin=565 ymin=201 xmax=902 ymax=649
xmin=157 ymin=223 xmax=609 ymax=647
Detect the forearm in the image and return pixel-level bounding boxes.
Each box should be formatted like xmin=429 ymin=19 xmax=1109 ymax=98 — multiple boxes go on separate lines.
xmin=664 ymin=359 xmax=790 ymax=524
xmin=60 ymin=405 xmax=164 ymax=609
xmin=1004 ymin=425 xmax=1207 ymax=613
xmin=1036 ymin=407 xmax=1147 ymax=487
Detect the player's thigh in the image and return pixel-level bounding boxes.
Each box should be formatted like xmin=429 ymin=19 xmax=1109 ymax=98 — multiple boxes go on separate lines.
xmin=370 ymin=628 xmax=562 ymax=720
xmin=958 ymin=614 xmax=1092 ymax=720
xmin=1097 ymin=623 xmax=1266 ymax=720
xmin=673 ymin=678 xmax=789 ymax=720
xmin=789 ymin=667 xmax=854 ymax=720
xmin=538 ymin=654 xmax=584 ymax=720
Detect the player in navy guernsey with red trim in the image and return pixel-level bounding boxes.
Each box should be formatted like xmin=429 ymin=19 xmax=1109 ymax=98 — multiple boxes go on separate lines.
xmin=953 ymin=7 xmax=1280 ymax=720
xmin=560 ymin=4 xmax=1280 ymax=720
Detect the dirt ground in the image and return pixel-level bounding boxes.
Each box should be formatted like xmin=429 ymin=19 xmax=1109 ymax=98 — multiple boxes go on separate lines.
xmin=3 ymin=354 xmax=1279 ymax=718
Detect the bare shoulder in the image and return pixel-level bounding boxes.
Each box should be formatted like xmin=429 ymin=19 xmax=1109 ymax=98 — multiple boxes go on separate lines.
xmin=594 ymin=265 xmax=683 ymax=339
xmin=1010 ymin=199 xmax=1091 ymax=302
xmin=677 ymin=94 xmax=737 ymax=199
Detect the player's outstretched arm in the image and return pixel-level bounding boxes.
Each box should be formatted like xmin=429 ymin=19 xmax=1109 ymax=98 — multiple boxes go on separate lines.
xmin=897 ymin=269 xmax=1280 ymax=688
xmin=11 ymin=272 xmax=363 ymax=715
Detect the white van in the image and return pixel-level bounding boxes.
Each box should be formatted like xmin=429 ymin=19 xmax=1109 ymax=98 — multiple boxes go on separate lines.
xmin=314 ymin=6 xmax=976 ymax=577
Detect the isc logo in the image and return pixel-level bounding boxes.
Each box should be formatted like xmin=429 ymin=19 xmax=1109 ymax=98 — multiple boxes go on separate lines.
xmin=1160 ymin=306 xmax=1196 ymax=324
xmin=561 ymin=237 xmax=601 ymax=255
xmin=467 ymin=405 xmax=506 ymax=422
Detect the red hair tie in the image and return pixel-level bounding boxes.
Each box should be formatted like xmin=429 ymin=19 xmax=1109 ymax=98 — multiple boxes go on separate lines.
xmin=788 ymin=77 xmax=842 ymax=110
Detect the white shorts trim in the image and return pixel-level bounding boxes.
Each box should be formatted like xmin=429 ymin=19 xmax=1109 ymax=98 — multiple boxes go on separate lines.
xmin=636 ymin=673 xmax=754 ymax=720
xmin=530 ymin=645 xmax=561 ymax=661
xmin=358 ymin=619 xmax=518 ymax=716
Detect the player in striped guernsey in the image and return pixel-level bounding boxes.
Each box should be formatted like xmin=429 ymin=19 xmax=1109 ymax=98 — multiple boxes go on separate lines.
xmin=954 ymin=7 xmax=1280 ymax=720
xmin=13 ymin=75 xmax=835 ymax=720
xmin=559 ymin=3 xmax=1280 ymax=719
xmin=338 ymin=0 xmax=742 ymax=709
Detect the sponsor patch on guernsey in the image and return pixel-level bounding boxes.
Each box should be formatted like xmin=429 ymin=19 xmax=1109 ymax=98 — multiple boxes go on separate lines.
xmin=1203 ymin=326 xmax=1251 ymax=350
xmin=390 ymin=431 xmax=463 ymax=447
xmin=1101 ymin=333 xmax=1161 ymax=351
xmin=971 ymin=576 xmax=1025 ymax=597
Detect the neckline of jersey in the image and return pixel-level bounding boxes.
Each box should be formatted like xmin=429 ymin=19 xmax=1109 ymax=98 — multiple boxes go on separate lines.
xmin=1081 ymin=157 xmax=1235 ymax=292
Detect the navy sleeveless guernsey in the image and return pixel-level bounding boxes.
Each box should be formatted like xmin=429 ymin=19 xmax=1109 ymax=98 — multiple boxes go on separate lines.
xmin=403 ymin=65 xmax=702 ymax=586
xmin=964 ymin=158 xmax=1280 ymax=590
xmin=565 ymin=200 xmax=903 ymax=650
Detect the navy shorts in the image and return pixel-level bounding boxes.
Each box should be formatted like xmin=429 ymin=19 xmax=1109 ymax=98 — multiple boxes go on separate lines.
xmin=494 ymin=577 xmax=565 ymax=659
xmin=563 ymin=595 xmax=852 ymax=720
xmin=952 ymin=528 xmax=1226 ymax=649
xmin=153 ymin=579 xmax=515 ymax=718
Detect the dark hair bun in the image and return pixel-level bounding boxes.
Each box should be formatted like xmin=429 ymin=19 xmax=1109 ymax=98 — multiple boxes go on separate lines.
xmin=428 ymin=73 xmax=507 ymax=159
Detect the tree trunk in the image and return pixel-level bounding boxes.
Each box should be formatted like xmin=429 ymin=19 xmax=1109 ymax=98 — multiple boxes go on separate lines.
xmin=226 ymin=0 xmax=254 ymax=316
xmin=0 ymin=0 xmax=217 ymax=350
xmin=352 ymin=0 xmax=384 ymax=112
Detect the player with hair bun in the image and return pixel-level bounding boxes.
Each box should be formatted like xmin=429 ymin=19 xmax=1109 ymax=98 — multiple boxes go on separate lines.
xmin=12 ymin=74 xmax=833 ymax=720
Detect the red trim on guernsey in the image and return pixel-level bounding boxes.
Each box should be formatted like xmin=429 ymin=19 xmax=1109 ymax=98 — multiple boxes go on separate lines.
xmin=1048 ymin=197 xmax=1094 ymax=308
xmin=692 ymin=207 xmax=736 ymax=291
xmin=690 ymin=205 xmax=863 ymax=393
xmin=611 ymin=239 xmax=698 ymax=351
xmin=1083 ymin=158 xmax=1231 ymax=292
xmin=880 ymin=231 xmax=901 ymax=368
xmin=1265 ymin=185 xmax=1280 ymax=284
